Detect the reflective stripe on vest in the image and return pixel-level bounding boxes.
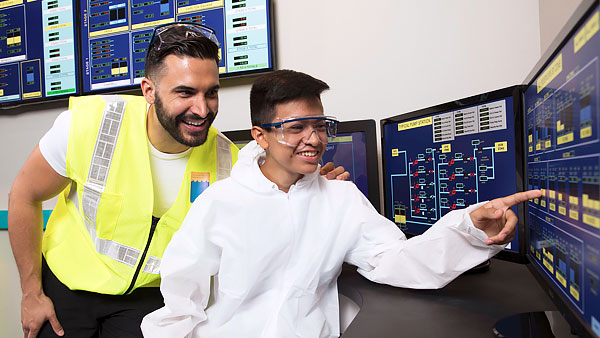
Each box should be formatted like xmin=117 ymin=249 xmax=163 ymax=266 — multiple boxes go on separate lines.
xmin=81 ymin=96 xmax=143 ymax=269
xmin=143 ymin=256 xmax=161 ymax=274
xmin=216 ymin=133 xmax=232 ymax=180
xmin=80 ymin=96 xmax=232 ymax=275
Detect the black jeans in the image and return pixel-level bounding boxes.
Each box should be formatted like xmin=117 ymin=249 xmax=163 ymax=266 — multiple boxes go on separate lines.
xmin=39 ymin=258 xmax=164 ymax=338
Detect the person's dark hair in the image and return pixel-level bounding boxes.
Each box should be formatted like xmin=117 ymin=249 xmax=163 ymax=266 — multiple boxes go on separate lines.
xmin=145 ymin=25 xmax=220 ymax=80
xmin=250 ymin=70 xmax=330 ymax=126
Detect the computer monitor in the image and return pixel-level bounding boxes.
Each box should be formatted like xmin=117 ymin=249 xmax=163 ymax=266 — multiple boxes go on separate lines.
xmin=0 ymin=0 xmax=79 ymax=107
xmin=222 ymin=119 xmax=381 ymax=212
xmin=380 ymin=86 xmax=525 ymax=262
xmin=521 ymin=0 xmax=600 ymax=336
xmin=78 ymin=0 xmax=275 ymax=94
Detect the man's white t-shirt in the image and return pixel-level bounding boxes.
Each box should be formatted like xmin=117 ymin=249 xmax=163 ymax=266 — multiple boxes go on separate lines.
xmin=39 ymin=109 xmax=190 ymax=217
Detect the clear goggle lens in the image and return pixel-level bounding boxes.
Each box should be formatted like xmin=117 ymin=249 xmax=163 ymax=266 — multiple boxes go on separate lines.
xmin=147 ymin=22 xmax=220 ymax=56
xmin=261 ymin=116 xmax=338 ymax=147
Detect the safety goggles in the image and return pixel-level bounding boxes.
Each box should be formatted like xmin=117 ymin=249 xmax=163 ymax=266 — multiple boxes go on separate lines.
xmin=146 ymin=22 xmax=220 ymax=57
xmin=260 ymin=115 xmax=339 ymax=147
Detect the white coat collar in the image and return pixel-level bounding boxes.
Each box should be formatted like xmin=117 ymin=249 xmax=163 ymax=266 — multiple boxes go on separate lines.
xmin=231 ymin=140 xmax=320 ymax=193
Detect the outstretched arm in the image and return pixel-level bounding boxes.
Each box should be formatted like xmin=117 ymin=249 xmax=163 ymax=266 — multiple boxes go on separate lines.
xmin=8 ymin=145 xmax=70 ymax=338
xmin=347 ymin=188 xmax=541 ymax=289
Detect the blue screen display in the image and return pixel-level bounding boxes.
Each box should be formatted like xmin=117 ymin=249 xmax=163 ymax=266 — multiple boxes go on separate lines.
xmin=79 ymin=0 xmax=273 ymax=93
xmin=382 ymin=95 xmax=521 ymax=253
xmin=0 ymin=0 xmax=78 ymax=105
xmin=524 ymin=5 xmax=600 ymax=335
xmin=321 ymin=131 xmax=369 ymax=199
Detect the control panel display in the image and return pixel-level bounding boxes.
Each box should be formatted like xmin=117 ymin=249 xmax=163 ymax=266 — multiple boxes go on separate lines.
xmin=0 ymin=0 xmax=78 ymax=105
xmin=382 ymin=94 xmax=521 ymax=253
xmin=79 ymin=0 xmax=273 ymax=93
xmin=524 ymin=6 xmax=600 ymax=334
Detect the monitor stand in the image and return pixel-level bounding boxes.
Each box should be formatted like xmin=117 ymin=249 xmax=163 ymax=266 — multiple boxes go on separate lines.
xmin=464 ymin=259 xmax=491 ymax=274
xmin=493 ymin=311 xmax=578 ymax=338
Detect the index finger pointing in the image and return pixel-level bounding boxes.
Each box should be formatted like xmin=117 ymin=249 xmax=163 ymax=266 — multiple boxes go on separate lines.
xmin=496 ymin=189 xmax=542 ymax=209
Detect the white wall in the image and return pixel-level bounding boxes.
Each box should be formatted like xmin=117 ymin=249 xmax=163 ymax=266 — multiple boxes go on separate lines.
xmin=539 ymin=0 xmax=582 ymax=56
xmin=1 ymin=1 xmax=544 ymax=336
xmin=216 ymin=1 xmax=542 ymax=132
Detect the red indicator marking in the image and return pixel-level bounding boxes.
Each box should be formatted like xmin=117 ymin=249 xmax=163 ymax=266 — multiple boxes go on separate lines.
xmin=451 ymin=204 xmax=456 ymax=210
xmin=413 ymin=172 xmax=419 ymax=177
xmin=416 ymin=208 xmax=421 ymax=213
xmin=415 ymin=184 xmax=420 ymax=189
xmin=450 ymin=174 xmax=455 ymax=181
xmin=450 ymin=189 xmax=456 ymax=196
xmin=413 ymin=159 xmax=419 ymax=165
xmin=450 ymin=159 xmax=455 ymax=165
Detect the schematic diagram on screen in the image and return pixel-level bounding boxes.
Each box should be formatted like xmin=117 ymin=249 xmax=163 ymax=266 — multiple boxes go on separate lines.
xmin=384 ymin=99 xmax=519 ymax=235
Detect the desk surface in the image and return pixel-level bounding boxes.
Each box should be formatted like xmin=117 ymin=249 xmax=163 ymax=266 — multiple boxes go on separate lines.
xmin=338 ymin=259 xmax=557 ymax=338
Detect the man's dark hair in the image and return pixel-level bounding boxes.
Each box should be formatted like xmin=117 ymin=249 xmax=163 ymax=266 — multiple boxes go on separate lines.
xmin=250 ymin=70 xmax=330 ymax=126
xmin=145 ymin=25 xmax=220 ymax=80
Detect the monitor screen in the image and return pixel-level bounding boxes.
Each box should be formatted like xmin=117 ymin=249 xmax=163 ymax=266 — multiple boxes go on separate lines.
xmin=79 ymin=0 xmax=274 ymax=94
xmin=381 ymin=86 xmax=525 ymax=261
xmin=523 ymin=1 xmax=600 ymax=336
xmin=222 ymin=119 xmax=381 ymax=212
xmin=0 ymin=0 xmax=79 ymax=107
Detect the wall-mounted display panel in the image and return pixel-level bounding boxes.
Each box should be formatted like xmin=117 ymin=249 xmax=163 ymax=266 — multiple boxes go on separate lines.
xmin=0 ymin=0 xmax=79 ymax=107
xmin=79 ymin=0 xmax=274 ymax=94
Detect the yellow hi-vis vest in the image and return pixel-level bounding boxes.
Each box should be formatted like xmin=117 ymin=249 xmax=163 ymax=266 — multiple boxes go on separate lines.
xmin=42 ymin=95 xmax=239 ymax=295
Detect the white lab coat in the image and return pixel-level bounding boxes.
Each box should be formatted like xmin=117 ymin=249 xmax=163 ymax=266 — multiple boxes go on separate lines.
xmin=141 ymin=141 xmax=504 ymax=338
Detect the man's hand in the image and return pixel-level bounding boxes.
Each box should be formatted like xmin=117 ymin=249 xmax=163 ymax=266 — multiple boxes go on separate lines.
xmin=21 ymin=291 xmax=63 ymax=338
xmin=470 ymin=190 xmax=542 ymax=246
xmin=320 ymin=162 xmax=350 ymax=181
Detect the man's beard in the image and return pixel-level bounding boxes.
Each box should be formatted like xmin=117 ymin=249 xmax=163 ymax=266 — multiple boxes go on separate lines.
xmin=154 ymin=93 xmax=217 ymax=147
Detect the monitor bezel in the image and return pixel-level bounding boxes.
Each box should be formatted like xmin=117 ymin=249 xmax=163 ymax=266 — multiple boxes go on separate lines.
xmin=380 ymin=85 xmax=527 ymax=263
xmin=221 ymin=119 xmax=381 ymax=212
xmin=522 ymin=0 xmax=599 ymax=337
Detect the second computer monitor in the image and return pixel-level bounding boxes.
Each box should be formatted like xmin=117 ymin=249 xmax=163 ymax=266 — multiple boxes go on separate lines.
xmin=381 ymin=86 xmax=525 ymax=261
